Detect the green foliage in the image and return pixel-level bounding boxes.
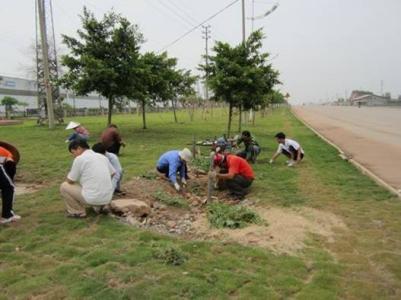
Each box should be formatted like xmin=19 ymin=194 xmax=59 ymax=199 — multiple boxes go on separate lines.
xmin=1 ymin=96 xmax=26 ymax=118
xmin=207 ymin=203 xmax=261 ymax=229
xmin=153 ymin=190 xmax=188 ymax=208
xmin=60 ymin=7 xmax=143 ymax=125
xmin=152 ymin=244 xmax=187 ymax=266
xmin=200 ymin=29 xmax=280 ymax=135
xmin=192 ymin=156 xmax=211 ymax=172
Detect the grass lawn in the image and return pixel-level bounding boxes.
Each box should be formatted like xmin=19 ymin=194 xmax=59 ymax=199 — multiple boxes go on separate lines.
xmin=1 ymin=108 xmax=401 ymax=299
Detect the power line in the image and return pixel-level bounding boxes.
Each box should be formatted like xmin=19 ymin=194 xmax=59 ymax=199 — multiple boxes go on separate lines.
xmin=157 ymin=0 xmax=197 ymax=27
xmin=159 ymin=0 xmax=240 ymax=52
xmin=168 ymin=0 xmax=198 ymax=26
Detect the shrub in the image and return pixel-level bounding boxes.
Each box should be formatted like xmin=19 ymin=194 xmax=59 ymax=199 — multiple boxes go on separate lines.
xmin=207 ymin=202 xmax=261 ymax=229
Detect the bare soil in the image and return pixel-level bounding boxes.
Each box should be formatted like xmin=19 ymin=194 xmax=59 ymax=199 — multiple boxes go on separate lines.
xmin=117 ymin=173 xmax=347 ymax=254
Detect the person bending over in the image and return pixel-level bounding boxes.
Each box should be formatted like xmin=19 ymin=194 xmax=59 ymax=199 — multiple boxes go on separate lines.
xmin=101 ymin=124 xmax=125 ymax=155
xmin=0 ymin=144 xmax=20 ymax=224
xmin=236 ymin=130 xmax=261 ymax=163
xmin=65 ymin=121 xmax=89 ymax=143
xmin=92 ymin=143 xmax=123 ymax=194
xmin=60 ymin=140 xmax=115 ymax=218
xmin=212 ymin=152 xmax=255 ymax=200
xmin=156 ymin=148 xmax=192 ymax=192
xmin=269 ymin=132 xmax=304 ymax=167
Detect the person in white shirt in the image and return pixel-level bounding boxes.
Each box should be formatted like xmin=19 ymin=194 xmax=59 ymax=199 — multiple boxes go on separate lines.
xmin=269 ymin=132 xmax=304 ymax=167
xmin=60 ymin=140 xmax=115 ymax=218
xmin=92 ymin=143 xmax=123 ymax=194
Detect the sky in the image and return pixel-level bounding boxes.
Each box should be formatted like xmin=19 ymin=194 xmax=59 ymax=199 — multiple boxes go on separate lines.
xmin=1 ymin=0 xmax=401 ymax=104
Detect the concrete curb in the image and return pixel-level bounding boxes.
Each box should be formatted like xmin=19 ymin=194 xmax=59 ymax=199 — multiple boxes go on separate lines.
xmin=291 ymin=108 xmax=401 ymax=198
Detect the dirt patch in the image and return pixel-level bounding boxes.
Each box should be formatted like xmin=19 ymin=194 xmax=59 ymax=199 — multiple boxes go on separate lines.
xmin=0 ymin=120 xmax=23 ymax=126
xmin=116 ymin=174 xmax=346 ymax=254
xmin=191 ymin=206 xmax=347 ymax=254
xmin=15 ymin=183 xmax=43 ymax=195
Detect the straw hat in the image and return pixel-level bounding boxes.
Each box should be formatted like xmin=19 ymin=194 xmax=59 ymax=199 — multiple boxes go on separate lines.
xmin=65 ymin=121 xmax=80 ymax=130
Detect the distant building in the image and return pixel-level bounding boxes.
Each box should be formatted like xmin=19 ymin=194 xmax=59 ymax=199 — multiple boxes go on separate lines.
xmin=349 ymin=90 xmax=401 ymax=106
xmin=0 ymin=75 xmax=108 ymax=113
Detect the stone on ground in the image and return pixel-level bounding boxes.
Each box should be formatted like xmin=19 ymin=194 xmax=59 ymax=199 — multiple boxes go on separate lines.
xmin=111 ymin=199 xmax=151 ymax=217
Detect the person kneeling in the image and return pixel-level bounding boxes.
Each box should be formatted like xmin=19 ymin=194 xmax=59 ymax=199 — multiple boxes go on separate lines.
xmin=60 ymin=140 xmax=115 ymax=218
xmin=212 ymin=152 xmax=255 ymax=200
xmin=269 ymin=132 xmax=304 ymax=167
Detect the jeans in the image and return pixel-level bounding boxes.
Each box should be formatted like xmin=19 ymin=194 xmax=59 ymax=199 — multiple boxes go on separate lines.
xmin=68 ymin=133 xmax=89 ymax=142
xmin=237 ymin=145 xmax=261 ymax=163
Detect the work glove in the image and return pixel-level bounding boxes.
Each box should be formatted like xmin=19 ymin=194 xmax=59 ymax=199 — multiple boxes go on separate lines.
xmin=269 ymin=159 xmax=274 ymax=164
xmin=182 ymin=179 xmax=187 ymax=187
xmin=174 ymin=182 xmax=181 ymax=192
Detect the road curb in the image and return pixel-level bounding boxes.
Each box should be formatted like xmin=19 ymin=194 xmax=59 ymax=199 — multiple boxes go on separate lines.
xmin=291 ymin=108 xmax=401 ymax=198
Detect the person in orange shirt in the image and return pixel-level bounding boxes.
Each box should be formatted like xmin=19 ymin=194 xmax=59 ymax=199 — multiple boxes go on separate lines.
xmin=212 ymin=152 xmax=255 ymax=200
xmin=0 ymin=145 xmax=20 ymax=224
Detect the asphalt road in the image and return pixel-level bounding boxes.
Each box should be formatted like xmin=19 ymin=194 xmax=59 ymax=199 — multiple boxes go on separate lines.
xmin=293 ymin=105 xmax=401 ymax=191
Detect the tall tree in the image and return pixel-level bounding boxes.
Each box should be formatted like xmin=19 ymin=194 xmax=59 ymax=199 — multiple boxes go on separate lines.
xmin=59 ymin=8 xmax=143 ymax=125
xmin=169 ymin=69 xmax=197 ymax=123
xmin=201 ymin=29 xmax=280 ymax=136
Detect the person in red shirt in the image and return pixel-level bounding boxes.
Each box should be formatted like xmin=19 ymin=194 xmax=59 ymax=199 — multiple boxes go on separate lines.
xmin=212 ymin=152 xmax=255 ymax=200
xmin=0 ymin=144 xmax=20 ymax=224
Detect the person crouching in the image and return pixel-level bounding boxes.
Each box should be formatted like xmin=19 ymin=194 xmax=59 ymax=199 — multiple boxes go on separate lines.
xmin=60 ymin=140 xmax=115 ymax=218
xmin=156 ymin=148 xmax=193 ymax=192
xmin=212 ymin=152 xmax=255 ymax=200
xmin=92 ymin=142 xmax=123 ymax=195
xmin=269 ymin=132 xmax=304 ymax=167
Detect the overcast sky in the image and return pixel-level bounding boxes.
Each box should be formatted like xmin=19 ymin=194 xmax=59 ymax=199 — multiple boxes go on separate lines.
xmin=1 ymin=0 xmax=400 ymax=104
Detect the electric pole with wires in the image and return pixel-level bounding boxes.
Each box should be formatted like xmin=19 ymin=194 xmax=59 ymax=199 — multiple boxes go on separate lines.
xmin=202 ymin=25 xmax=212 ymax=118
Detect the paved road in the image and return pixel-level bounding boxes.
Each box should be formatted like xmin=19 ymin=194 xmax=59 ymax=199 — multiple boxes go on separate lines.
xmin=293 ymin=106 xmax=401 ymax=191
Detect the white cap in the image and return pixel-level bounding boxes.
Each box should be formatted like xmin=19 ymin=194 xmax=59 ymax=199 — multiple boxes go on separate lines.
xmin=66 ymin=121 xmax=80 ymax=130
xmin=178 ymin=148 xmax=193 ymax=161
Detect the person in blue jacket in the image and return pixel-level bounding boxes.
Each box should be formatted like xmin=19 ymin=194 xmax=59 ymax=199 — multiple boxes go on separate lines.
xmin=156 ymin=148 xmax=193 ymax=192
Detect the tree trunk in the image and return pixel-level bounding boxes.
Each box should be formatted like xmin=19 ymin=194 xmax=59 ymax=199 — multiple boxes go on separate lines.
xmin=141 ymin=99 xmax=147 ymax=129
xmin=107 ymin=98 xmax=113 ymax=125
xmin=227 ymin=102 xmax=233 ymax=137
xmin=172 ymin=99 xmax=178 ymax=123
xmin=238 ymin=104 xmax=242 ymax=133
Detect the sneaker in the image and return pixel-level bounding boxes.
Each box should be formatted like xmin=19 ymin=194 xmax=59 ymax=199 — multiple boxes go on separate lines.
xmin=0 ymin=214 xmax=21 ymax=224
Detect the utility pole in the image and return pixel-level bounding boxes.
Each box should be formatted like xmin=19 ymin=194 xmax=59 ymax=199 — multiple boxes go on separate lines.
xmin=202 ymin=25 xmax=211 ymax=117
xmin=238 ymin=0 xmax=246 ymax=133
xmin=37 ymin=0 xmax=55 ymax=128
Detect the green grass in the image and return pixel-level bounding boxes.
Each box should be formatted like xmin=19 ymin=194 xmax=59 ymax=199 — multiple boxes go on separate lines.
xmin=1 ymin=108 xmax=401 ymax=299
xmin=153 ymin=190 xmax=188 ymax=208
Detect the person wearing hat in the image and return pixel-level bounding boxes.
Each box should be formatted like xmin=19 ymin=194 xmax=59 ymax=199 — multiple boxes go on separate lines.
xmin=0 ymin=142 xmax=20 ymax=224
xmin=211 ymin=151 xmax=255 ymax=200
xmin=235 ymin=130 xmax=261 ymax=163
xmin=156 ymin=148 xmax=193 ymax=192
xmin=269 ymin=132 xmax=304 ymax=167
xmin=65 ymin=121 xmax=89 ymax=143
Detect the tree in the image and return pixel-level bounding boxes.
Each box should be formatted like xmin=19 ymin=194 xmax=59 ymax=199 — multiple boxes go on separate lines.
xmin=169 ymin=69 xmax=197 ymax=123
xmin=200 ymin=29 xmax=280 ymax=136
xmin=59 ymin=8 xmax=143 ymax=125
xmin=1 ymin=96 xmax=26 ymax=119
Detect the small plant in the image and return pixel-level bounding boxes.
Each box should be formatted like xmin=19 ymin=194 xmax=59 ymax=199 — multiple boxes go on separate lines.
xmin=192 ymin=157 xmax=211 ymax=172
xmin=153 ymin=245 xmax=187 ymax=266
xmin=153 ymin=190 xmax=188 ymax=208
xmin=141 ymin=171 xmax=158 ymax=180
xmin=207 ymin=202 xmax=261 ymax=229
